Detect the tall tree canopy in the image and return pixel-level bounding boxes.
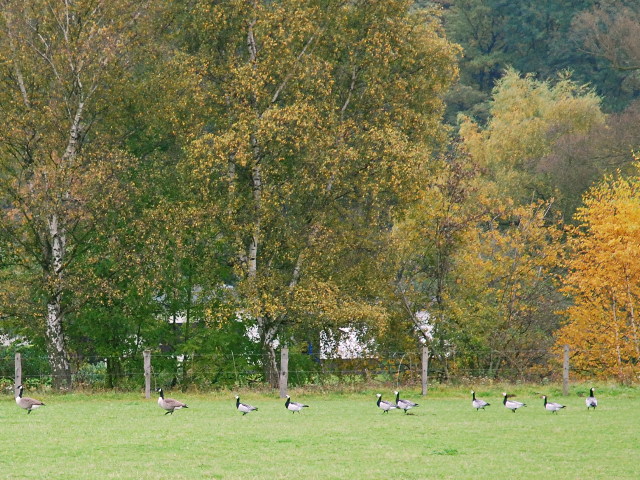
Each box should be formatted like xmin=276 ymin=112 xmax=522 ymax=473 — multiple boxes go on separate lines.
xmin=440 ymin=0 xmax=640 ymax=120
xmin=459 ymin=69 xmax=604 ymax=217
xmin=0 ymin=0 xmax=151 ymax=388
xmin=5 ymin=0 xmax=637 ymax=389
xmin=178 ymin=0 xmax=459 ymax=384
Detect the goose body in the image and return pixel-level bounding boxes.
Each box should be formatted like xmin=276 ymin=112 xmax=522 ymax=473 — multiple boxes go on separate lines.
xmin=502 ymin=392 xmax=526 ymax=412
xmin=376 ymin=393 xmax=397 ymax=413
xmin=394 ymin=391 xmax=419 ymax=414
xmin=15 ymin=385 xmax=45 ymax=414
xmin=236 ymin=395 xmax=258 ymax=415
xmin=542 ymin=395 xmax=565 ymax=413
xmin=471 ymin=390 xmax=490 ymax=410
xmin=157 ymin=388 xmax=188 ymax=415
xmin=285 ymin=395 xmax=309 ymax=413
xmin=586 ymin=388 xmax=598 ymax=410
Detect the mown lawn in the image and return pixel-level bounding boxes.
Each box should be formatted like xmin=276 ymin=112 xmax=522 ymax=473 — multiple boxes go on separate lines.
xmin=1 ymin=385 xmax=638 ymax=479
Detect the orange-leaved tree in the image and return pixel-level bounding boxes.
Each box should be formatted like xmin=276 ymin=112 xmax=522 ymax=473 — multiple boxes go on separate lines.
xmin=557 ymin=164 xmax=640 ymax=381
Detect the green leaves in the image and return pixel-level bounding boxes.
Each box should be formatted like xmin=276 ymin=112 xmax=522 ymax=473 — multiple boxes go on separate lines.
xmin=176 ymin=0 xmax=459 ymax=380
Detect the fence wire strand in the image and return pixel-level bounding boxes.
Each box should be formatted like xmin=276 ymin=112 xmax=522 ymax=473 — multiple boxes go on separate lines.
xmin=1 ymin=346 xmax=635 ymax=390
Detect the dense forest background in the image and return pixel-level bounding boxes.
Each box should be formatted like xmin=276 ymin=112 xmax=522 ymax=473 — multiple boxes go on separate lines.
xmin=1 ymin=0 xmax=639 ymax=390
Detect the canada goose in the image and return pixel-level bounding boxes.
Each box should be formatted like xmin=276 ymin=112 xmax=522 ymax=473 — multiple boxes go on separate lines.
xmin=285 ymin=395 xmax=309 ymax=413
xmin=471 ymin=390 xmax=490 ymax=410
xmin=502 ymin=392 xmax=526 ymax=412
xmin=542 ymin=395 xmax=565 ymax=414
xmin=15 ymin=385 xmax=45 ymax=414
xmin=156 ymin=388 xmax=188 ymax=415
xmin=235 ymin=395 xmax=258 ymax=415
xmin=586 ymin=388 xmax=598 ymax=410
xmin=394 ymin=391 xmax=419 ymax=414
xmin=376 ymin=393 xmax=397 ymax=413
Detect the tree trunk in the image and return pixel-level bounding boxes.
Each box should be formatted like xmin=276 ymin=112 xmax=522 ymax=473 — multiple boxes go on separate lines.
xmin=259 ymin=319 xmax=279 ymax=387
xmin=40 ymin=91 xmax=84 ymax=390
xmin=262 ymin=344 xmax=279 ymax=388
xmin=612 ymin=295 xmax=624 ymax=381
xmin=106 ymin=356 xmax=123 ymax=389
xmin=624 ymin=274 xmax=640 ymax=356
xmin=46 ymin=295 xmax=72 ymax=389
xmin=46 ymin=212 xmax=72 ymax=389
xmin=182 ymin=279 xmax=192 ymax=386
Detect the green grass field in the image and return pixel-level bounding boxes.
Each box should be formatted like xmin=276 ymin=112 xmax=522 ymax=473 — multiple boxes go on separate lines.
xmin=1 ymin=384 xmax=638 ymax=479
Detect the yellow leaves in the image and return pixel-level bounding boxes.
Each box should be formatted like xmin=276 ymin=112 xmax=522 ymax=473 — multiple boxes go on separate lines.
xmin=450 ymin=199 xmax=563 ymax=319
xmin=568 ymin=171 xmax=640 ymax=290
xmin=556 ymin=294 xmax=638 ymax=380
xmin=460 ymin=69 xmax=604 ymax=208
xmin=558 ymin=167 xmax=640 ymax=378
xmin=158 ymin=0 xmax=463 ymax=348
xmin=287 ymin=278 xmax=388 ymax=329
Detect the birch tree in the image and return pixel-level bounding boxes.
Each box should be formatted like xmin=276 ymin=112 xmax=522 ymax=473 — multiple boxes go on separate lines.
xmin=182 ymin=0 xmax=459 ymax=385
xmin=0 ymin=0 xmax=148 ymax=388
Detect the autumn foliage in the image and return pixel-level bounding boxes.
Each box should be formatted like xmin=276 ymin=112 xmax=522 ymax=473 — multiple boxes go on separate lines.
xmin=557 ymin=165 xmax=640 ymax=381
xmin=1 ymin=1 xmax=640 ymax=387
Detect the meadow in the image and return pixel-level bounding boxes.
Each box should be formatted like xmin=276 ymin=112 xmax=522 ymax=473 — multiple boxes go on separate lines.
xmin=1 ymin=384 xmax=638 ymax=479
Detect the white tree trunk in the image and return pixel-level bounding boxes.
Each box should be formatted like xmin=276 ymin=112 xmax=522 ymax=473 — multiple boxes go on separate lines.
xmin=46 ymin=212 xmax=72 ymax=389
xmin=46 ymin=294 xmax=72 ymax=388
xmin=44 ymin=97 xmax=83 ymax=390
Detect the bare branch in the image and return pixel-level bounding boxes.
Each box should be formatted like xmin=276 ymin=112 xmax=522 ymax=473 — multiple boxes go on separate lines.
xmin=340 ymin=65 xmax=358 ymax=118
xmin=271 ymin=32 xmax=320 ymax=105
xmin=247 ymin=19 xmax=258 ymax=63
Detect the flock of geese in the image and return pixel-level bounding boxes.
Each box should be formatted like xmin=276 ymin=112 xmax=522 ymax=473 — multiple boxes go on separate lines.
xmin=478 ymin=388 xmax=598 ymax=414
xmin=157 ymin=390 xmax=311 ymax=416
xmin=14 ymin=384 xmax=599 ymax=416
xmin=375 ymin=389 xmax=598 ymax=415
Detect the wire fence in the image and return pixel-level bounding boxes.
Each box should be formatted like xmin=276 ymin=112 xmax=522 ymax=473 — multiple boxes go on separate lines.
xmin=0 ymin=346 xmax=609 ymax=392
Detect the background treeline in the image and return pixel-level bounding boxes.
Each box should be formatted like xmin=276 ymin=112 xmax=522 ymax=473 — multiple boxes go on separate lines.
xmin=0 ymin=0 xmax=639 ymax=391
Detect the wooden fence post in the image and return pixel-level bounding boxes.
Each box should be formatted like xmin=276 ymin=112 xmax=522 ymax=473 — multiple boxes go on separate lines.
xmin=563 ymin=344 xmax=569 ymax=396
xmin=279 ymin=346 xmax=289 ymax=398
xmin=144 ymin=350 xmax=151 ymax=399
xmin=421 ymin=346 xmax=429 ymax=396
xmin=15 ymin=352 xmax=21 ymax=397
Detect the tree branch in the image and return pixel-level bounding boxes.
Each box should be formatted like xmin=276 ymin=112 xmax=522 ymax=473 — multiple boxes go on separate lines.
xmin=270 ymin=32 xmax=320 ymax=105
